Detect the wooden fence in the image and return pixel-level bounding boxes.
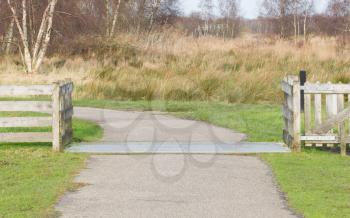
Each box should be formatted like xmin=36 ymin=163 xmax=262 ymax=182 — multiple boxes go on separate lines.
xmin=282 ymin=74 xmax=350 ymax=156
xmin=0 ymin=80 xmax=74 ymax=152
xmin=282 ymin=75 xmax=301 ymax=152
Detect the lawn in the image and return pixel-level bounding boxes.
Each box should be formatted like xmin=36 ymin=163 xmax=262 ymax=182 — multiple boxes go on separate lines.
xmin=0 ymin=112 xmax=102 ymax=218
xmin=75 ymin=99 xmax=350 ymax=218
xmin=262 ymin=150 xmax=350 ymax=218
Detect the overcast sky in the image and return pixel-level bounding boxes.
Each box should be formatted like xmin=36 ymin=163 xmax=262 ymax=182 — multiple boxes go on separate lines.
xmin=180 ymin=0 xmax=330 ymax=19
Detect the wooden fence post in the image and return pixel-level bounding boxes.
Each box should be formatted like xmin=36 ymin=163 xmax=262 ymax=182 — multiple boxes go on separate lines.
xmin=300 ymin=70 xmax=307 ymax=112
xmin=62 ymin=79 xmax=74 ymax=146
xmin=292 ymin=76 xmax=301 ymax=152
xmin=52 ymin=81 xmax=63 ymax=152
xmin=338 ymin=92 xmax=347 ymax=156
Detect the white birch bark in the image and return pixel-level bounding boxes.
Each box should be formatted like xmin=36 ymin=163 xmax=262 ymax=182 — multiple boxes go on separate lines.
xmin=105 ymin=0 xmax=111 ymax=36
xmin=7 ymin=0 xmax=58 ymax=73
xmin=22 ymin=0 xmax=33 ymax=72
xmin=109 ymin=0 xmax=122 ymax=37
xmin=303 ymin=11 xmax=308 ymax=42
xmin=33 ymin=0 xmax=58 ymax=72
xmin=3 ymin=18 xmax=15 ymax=54
xmin=7 ymin=0 xmax=33 ymax=72
xmin=33 ymin=6 xmax=50 ymax=61
xmin=148 ymin=0 xmax=161 ymax=34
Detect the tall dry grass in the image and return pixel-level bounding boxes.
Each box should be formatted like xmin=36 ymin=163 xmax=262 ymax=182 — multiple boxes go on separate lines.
xmin=1 ymin=32 xmax=350 ymax=103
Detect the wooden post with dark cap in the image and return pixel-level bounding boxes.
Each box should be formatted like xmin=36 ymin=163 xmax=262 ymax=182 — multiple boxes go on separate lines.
xmin=299 ymin=70 xmax=307 ymax=112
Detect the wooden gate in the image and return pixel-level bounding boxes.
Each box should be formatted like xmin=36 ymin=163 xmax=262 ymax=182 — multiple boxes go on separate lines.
xmin=282 ymin=74 xmax=350 ymax=156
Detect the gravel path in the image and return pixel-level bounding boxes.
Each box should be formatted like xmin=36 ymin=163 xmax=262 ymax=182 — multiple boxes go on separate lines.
xmin=56 ymin=155 xmax=297 ymax=218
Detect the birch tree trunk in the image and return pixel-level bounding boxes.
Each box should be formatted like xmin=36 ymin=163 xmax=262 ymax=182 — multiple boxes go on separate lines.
xmin=148 ymin=0 xmax=161 ymax=34
xmin=105 ymin=0 xmax=111 ymax=36
xmin=294 ymin=13 xmax=297 ymax=44
xmin=105 ymin=0 xmax=122 ymax=37
xmin=297 ymin=16 xmax=300 ymax=38
xmin=293 ymin=1 xmax=298 ymax=45
xmin=33 ymin=0 xmax=58 ymax=72
xmin=137 ymin=0 xmax=146 ymax=34
xmin=7 ymin=0 xmax=58 ymax=73
xmin=109 ymin=0 xmax=122 ymax=37
xmin=280 ymin=0 xmax=286 ymax=38
xmin=303 ymin=12 xmax=307 ymax=42
xmin=2 ymin=18 xmax=15 ymax=54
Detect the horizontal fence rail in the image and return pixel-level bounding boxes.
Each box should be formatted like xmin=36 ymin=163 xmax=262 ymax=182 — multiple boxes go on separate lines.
xmin=0 ymin=132 xmax=52 ymax=143
xmin=303 ymin=83 xmax=350 ymax=94
xmin=0 ymin=85 xmax=54 ymax=96
xmin=0 ymin=101 xmax=52 ymax=112
xmin=0 ymin=117 xmax=52 ymax=127
xmin=0 ymin=80 xmax=74 ymax=152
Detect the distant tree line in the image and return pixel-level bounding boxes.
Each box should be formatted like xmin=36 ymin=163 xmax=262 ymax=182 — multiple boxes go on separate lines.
xmin=185 ymin=0 xmax=241 ymax=38
xmin=1 ymin=0 xmax=349 ymax=73
xmin=253 ymin=0 xmax=350 ymax=44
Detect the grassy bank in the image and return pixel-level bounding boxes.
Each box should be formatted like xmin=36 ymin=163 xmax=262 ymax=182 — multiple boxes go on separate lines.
xmin=0 ymin=113 xmax=102 ymax=217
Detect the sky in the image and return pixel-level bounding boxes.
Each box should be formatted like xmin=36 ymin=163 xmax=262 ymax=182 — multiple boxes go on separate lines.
xmin=180 ymin=0 xmax=330 ymax=19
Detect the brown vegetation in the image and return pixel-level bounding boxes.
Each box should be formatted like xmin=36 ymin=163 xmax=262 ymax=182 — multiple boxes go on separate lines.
xmin=1 ymin=32 xmax=349 ymax=104
xmin=0 ymin=0 xmax=350 ymax=104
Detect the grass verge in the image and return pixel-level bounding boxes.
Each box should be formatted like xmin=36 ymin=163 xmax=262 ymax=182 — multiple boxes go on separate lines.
xmin=0 ymin=112 xmax=103 ymax=218
xmin=262 ymin=150 xmax=350 ymax=218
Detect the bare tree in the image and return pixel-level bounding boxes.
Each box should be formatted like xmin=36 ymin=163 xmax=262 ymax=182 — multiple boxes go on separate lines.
xmin=7 ymin=0 xmax=59 ymax=73
xmin=199 ymin=0 xmax=214 ymax=35
xmin=327 ymin=0 xmax=350 ymax=50
xmin=136 ymin=0 xmax=147 ymax=33
xmin=262 ymin=0 xmax=293 ymax=38
xmin=300 ymin=0 xmax=314 ymax=42
xmin=147 ymin=0 xmax=161 ymax=33
xmin=105 ymin=0 xmax=123 ymax=37
xmin=1 ymin=18 xmax=14 ymax=54
xmin=327 ymin=0 xmax=350 ymax=32
xmin=290 ymin=0 xmax=313 ymax=44
xmin=219 ymin=0 xmax=240 ymax=38
xmin=291 ymin=0 xmax=300 ymax=44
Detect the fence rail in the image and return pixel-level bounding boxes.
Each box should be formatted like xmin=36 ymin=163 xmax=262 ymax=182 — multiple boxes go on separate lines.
xmin=0 ymin=80 xmax=74 ymax=152
xmin=0 ymin=85 xmax=54 ymax=96
xmin=282 ymin=73 xmax=349 ymax=156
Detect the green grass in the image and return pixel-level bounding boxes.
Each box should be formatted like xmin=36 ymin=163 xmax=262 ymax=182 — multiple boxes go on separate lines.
xmin=72 ymin=119 xmax=103 ymax=142
xmin=0 ymin=112 xmax=103 ymax=218
xmin=75 ymin=99 xmax=283 ymax=142
xmin=0 ymin=145 xmax=87 ymax=217
xmin=262 ymin=150 xmax=350 ymax=218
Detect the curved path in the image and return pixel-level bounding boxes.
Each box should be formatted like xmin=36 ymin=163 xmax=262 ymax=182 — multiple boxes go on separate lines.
xmin=68 ymin=107 xmax=289 ymax=154
xmin=56 ymin=107 xmax=297 ymax=217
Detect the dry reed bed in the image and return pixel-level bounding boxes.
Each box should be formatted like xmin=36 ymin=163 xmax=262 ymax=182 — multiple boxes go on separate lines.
xmin=0 ymin=33 xmax=349 ymax=103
